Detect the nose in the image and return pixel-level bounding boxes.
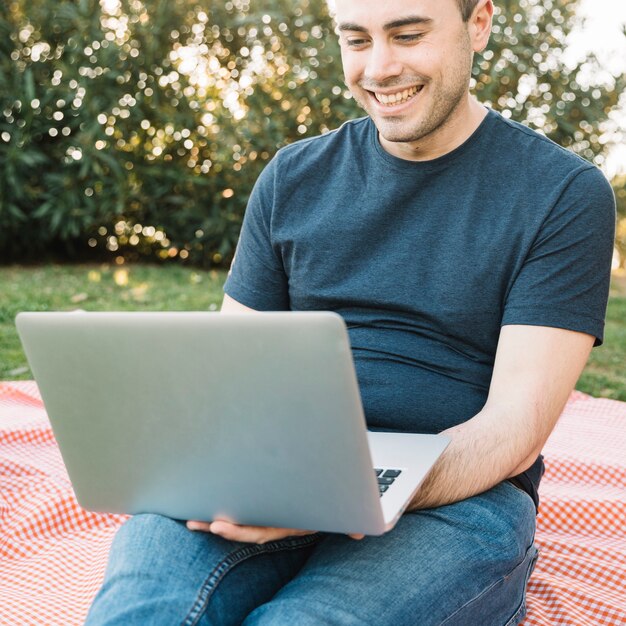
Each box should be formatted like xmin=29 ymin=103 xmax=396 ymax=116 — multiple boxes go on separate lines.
xmin=364 ymin=42 xmax=403 ymax=85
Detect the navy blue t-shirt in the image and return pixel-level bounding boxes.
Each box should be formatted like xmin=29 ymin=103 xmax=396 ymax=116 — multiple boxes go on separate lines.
xmin=224 ymin=108 xmax=616 ymax=507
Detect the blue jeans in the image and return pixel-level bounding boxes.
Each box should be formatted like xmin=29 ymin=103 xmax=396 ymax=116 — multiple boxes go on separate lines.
xmin=86 ymin=481 xmax=538 ymax=625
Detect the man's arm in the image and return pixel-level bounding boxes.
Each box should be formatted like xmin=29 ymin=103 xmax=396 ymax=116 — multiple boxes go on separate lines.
xmin=220 ymin=293 xmax=257 ymax=313
xmin=408 ymin=324 xmax=594 ymax=510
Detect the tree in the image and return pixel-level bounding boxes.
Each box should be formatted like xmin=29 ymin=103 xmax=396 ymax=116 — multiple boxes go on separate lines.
xmin=474 ymin=0 xmax=625 ymax=167
xmin=1 ymin=0 xmax=624 ymax=265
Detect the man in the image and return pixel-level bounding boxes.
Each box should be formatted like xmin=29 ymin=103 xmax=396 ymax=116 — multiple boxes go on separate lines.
xmin=87 ymin=0 xmax=615 ymax=624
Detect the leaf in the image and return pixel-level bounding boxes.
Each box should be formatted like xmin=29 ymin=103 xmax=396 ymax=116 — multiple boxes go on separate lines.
xmin=32 ymin=201 xmax=53 ymax=218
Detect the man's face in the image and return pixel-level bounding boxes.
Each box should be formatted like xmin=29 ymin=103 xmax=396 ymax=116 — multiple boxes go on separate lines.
xmin=335 ymin=0 xmax=480 ymax=154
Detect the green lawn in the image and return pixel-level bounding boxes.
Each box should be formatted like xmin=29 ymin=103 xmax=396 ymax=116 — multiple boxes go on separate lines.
xmin=0 ymin=264 xmax=226 ymax=380
xmin=577 ymin=277 xmax=626 ymax=401
xmin=2 ymin=264 xmax=625 ymax=401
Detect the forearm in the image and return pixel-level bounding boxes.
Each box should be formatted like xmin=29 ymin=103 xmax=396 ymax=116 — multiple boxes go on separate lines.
xmin=408 ymin=326 xmax=594 ymax=511
xmin=407 ymin=404 xmax=534 ymax=510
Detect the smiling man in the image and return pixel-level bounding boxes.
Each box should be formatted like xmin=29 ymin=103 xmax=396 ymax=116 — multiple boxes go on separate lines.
xmin=86 ymin=1 xmax=615 ymax=624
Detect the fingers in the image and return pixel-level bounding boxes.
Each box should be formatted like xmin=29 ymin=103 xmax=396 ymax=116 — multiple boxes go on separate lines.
xmin=212 ymin=521 xmax=314 ymax=544
xmin=186 ymin=520 xmax=315 ymax=544
xmin=186 ymin=521 xmax=366 ymax=543
xmin=186 ymin=520 xmax=212 ymax=533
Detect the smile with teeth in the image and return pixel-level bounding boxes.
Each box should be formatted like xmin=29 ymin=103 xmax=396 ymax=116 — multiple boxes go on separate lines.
xmin=374 ymin=85 xmax=423 ymax=106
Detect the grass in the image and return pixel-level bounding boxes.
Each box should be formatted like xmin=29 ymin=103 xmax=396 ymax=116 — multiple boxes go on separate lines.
xmin=577 ymin=274 xmax=626 ymax=401
xmin=0 ymin=263 xmax=226 ymax=380
xmin=1 ymin=264 xmax=625 ymax=401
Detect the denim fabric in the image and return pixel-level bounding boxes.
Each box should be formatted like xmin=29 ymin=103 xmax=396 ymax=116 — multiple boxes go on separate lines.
xmin=86 ymin=481 xmax=537 ymax=626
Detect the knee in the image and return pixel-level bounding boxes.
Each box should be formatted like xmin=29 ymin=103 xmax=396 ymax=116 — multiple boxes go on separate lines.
xmin=107 ymin=514 xmax=190 ymax=572
xmin=120 ymin=512 xmax=182 ymax=531
xmin=115 ymin=513 xmax=184 ymax=543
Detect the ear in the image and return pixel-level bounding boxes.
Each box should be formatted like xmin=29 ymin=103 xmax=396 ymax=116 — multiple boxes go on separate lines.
xmin=468 ymin=0 xmax=493 ymax=53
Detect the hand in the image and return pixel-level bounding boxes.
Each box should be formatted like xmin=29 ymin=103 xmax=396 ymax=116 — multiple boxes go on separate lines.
xmin=186 ymin=520 xmax=365 ymax=544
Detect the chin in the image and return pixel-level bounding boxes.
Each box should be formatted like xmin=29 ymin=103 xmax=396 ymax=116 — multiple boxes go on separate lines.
xmin=376 ymin=121 xmax=429 ymax=144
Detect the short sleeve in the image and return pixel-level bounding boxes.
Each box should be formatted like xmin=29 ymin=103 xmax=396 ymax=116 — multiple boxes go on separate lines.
xmin=223 ymin=155 xmax=290 ymax=310
xmin=502 ymin=167 xmax=616 ymax=346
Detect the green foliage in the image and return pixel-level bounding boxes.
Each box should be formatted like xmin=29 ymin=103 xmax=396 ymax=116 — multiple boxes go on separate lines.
xmin=475 ymin=0 xmax=626 ymax=164
xmin=613 ymin=173 xmax=626 ymax=268
xmin=0 ymin=0 xmax=624 ymax=265
xmin=1 ymin=0 xmax=350 ymax=265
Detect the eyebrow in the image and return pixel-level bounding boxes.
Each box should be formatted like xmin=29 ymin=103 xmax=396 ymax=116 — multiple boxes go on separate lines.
xmin=337 ymin=16 xmax=433 ymax=33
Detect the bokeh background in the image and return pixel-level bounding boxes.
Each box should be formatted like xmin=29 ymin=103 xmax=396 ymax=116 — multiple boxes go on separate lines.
xmin=1 ymin=0 xmax=625 ymax=397
xmin=1 ymin=0 xmax=625 ymax=268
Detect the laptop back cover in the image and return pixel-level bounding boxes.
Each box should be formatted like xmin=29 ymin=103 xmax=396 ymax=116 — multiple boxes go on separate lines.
xmin=16 ymin=311 xmax=387 ymax=534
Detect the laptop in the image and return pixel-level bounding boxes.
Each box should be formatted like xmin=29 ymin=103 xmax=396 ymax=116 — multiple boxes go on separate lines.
xmin=15 ymin=311 xmax=449 ymax=536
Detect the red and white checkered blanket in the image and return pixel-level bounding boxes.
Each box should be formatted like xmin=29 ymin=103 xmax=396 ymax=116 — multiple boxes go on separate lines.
xmin=1 ymin=381 xmax=625 ymax=624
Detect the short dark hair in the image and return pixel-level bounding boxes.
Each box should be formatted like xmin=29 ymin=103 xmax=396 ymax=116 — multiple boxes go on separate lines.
xmin=327 ymin=1 xmax=483 ymax=23
xmin=457 ymin=0 xmax=482 ymax=21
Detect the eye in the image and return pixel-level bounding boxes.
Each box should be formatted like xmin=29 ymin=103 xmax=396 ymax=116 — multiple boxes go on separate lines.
xmin=344 ymin=37 xmax=370 ymax=49
xmin=395 ymin=33 xmax=423 ymax=43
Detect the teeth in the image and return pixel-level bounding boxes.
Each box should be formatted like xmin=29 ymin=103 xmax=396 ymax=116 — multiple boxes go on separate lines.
xmin=375 ymin=85 xmax=421 ymax=106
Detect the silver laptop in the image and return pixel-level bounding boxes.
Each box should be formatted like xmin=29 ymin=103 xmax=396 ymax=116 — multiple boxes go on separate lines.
xmin=16 ymin=311 xmax=449 ymax=536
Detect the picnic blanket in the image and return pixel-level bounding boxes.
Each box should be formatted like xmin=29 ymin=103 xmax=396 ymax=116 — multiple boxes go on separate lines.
xmin=1 ymin=381 xmax=625 ymax=625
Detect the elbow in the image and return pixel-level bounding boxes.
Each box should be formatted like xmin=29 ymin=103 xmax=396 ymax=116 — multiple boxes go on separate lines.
xmin=508 ymin=446 xmax=542 ymax=478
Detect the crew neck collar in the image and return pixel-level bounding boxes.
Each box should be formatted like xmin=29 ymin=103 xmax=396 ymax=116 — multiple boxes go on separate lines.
xmin=369 ymin=107 xmax=498 ymax=171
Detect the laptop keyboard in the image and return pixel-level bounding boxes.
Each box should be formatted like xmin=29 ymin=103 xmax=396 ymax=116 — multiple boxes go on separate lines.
xmin=374 ymin=468 xmax=402 ymax=497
